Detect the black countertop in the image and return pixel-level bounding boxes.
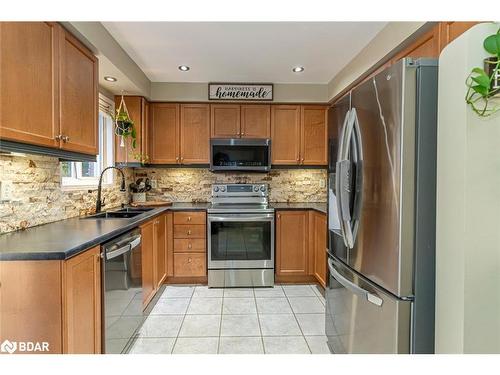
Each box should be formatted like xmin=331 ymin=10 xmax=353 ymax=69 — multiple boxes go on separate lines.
xmin=0 ymin=202 xmax=210 ymax=261
xmin=271 ymin=202 xmax=327 ymax=214
xmin=0 ymin=201 xmax=325 ymax=261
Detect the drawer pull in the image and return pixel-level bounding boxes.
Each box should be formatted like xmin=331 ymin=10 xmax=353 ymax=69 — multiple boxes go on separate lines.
xmin=187 ymin=216 xmax=191 ymax=222
xmin=188 ymin=243 xmax=192 ymax=249
xmin=187 ymin=230 xmax=192 ymax=235
xmin=188 ymin=258 xmax=192 ymax=263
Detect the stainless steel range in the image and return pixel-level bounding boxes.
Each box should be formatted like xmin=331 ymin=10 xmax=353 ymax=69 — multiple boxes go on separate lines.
xmin=207 ymin=183 xmax=275 ymax=288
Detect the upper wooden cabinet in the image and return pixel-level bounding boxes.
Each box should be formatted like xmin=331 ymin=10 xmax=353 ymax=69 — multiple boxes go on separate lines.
xmin=439 ymin=22 xmax=478 ymax=51
xmin=276 ymin=210 xmax=309 ymax=276
xmin=211 ymin=104 xmax=270 ymax=138
xmin=241 ymin=105 xmax=271 ymax=138
xmin=149 ymin=103 xmax=210 ymax=165
xmin=301 ymin=106 xmax=328 ymax=165
xmin=211 ymin=104 xmax=240 ymax=138
xmin=0 ymin=22 xmax=98 ymax=155
xmin=114 ymin=96 xmax=149 ymax=164
xmin=59 ymin=28 xmax=98 ymax=155
xmin=271 ymin=105 xmax=327 ymax=166
xmin=180 ymin=104 xmax=210 ymax=164
xmin=149 ymin=103 xmax=179 ymax=164
xmin=0 ymin=22 xmax=59 ymax=148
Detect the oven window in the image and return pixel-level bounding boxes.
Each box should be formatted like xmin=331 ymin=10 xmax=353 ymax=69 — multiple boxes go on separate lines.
xmin=212 ymin=145 xmax=269 ymax=167
xmin=211 ymin=221 xmax=271 ymax=261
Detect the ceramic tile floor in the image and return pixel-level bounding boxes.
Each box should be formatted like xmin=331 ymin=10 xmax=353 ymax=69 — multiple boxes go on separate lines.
xmin=129 ymin=284 xmax=331 ymax=354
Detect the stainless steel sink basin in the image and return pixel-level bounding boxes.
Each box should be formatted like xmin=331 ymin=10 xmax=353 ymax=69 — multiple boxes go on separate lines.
xmin=82 ymin=206 xmax=155 ymax=219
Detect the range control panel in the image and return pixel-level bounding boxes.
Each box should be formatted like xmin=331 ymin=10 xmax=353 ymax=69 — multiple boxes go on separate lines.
xmin=211 ymin=183 xmax=268 ymax=196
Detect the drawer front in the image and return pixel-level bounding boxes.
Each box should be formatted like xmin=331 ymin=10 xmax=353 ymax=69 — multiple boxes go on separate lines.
xmin=174 ymin=211 xmax=206 ymax=225
xmin=174 ymin=224 xmax=206 ymax=239
xmin=174 ymin=239 xmax=206 ymax=253
xmin=174 ymin=253 xmax=206 ymax=277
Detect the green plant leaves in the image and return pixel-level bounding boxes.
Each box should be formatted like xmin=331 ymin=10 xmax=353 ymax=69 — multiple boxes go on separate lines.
xmin=483 ymin=30 xmax=500 ymax=56
xmin=471 ymin=84 xmax=489 ymax=96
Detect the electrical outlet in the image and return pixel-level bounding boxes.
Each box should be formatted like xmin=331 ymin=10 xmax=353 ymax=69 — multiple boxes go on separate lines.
xmin=319 ymin=179 xmax=326 ymax=188
xmin=0 ymin=181 xmax=13 ymax=201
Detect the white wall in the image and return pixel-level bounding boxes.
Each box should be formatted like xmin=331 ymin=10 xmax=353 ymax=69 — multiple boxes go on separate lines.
xmin=436 ymin=22 xmax=500 ymax=353
xmin=327 ymin=22 xmax=425 ymax=101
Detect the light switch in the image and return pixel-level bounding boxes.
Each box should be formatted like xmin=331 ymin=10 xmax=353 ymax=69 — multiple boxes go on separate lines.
xmin=319 ymin=179 xmax=326 ymax=188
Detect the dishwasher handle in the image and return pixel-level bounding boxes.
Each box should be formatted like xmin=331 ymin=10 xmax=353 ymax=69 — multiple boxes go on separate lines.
xmin=105 ymin=234 xmax=141 ymax=260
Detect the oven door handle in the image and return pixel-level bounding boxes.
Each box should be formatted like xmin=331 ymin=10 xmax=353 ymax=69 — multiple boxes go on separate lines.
xmin=208 ymin=214 xmax=274 ymax=222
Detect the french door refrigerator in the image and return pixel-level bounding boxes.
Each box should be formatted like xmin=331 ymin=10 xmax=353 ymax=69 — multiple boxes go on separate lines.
xmin=326 ymin=58 xmax=438 ymax=354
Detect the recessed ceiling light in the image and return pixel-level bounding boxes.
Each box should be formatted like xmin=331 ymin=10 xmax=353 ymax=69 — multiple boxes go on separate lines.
xmin=104 ymin=76 xmax=117 ymax=82
xmin=292 ymin=66 xmax=304 ymax=73
xmin=178 ymin=65 xmax=190 ymax=72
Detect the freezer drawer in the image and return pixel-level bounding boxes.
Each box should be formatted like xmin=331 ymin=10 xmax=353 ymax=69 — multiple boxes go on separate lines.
xmin=326 ymin=256 xmax=412 ymax=354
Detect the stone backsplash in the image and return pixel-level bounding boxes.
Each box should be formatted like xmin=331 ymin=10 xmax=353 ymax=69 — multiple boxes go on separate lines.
xmin=0 ymin=154 xmax=132 ymax=234
xmin=133 ymin=168 xmax=327 ymax=203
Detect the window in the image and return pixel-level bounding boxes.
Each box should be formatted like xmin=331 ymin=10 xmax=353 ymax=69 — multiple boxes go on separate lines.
xmin=61 ymin=95 xmax=115 ymax=188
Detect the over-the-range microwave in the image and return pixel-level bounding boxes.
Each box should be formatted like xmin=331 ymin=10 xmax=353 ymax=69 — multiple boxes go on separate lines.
xmin=210 ymin=138 xmax=271 ymax=172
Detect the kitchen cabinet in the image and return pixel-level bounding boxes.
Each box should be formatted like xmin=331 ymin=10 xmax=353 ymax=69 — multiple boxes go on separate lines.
xmin=0 ymin=22 xmax=98 ymax=155
xmin=114 ymin=96 xmax=149 ymax=164
xmin=62 ymin=245 xmax=101 ymax=354
xmin=149 ymin=103 xmax=179 ymax=164
xmin=271 ymin=105 xmax=301 ymax=164
xmin=58 ymin=27 xmax=98 ymax=155
xmin=149 ymin=103 xmax=210 ymax=165
xmin=180 ymin=104 xmax=210 ymax=164
xmin=301 ymin=106 xmax=328 ymax=165
xmin=276 ymin=210 xmax=309 ymax=276
xmin=439 ymin=22 xmax=478 ymax=51
xmin=210 ymin=104 xmax=240 ymax=138
xmin=271 ymin=105 xmax=327 ymax=165
xmin=310 ymin=211 xmax=327 ymax=288
xmin=0 ymin=22 xmax=60 ymax=149
xmin=140 ymin=213 xmax=171 ymax=307
xmin=170 ymin=211 xmax=207 ymax=279
xmin=211 ymin=104 xmax=270 ymax=138
xmin=0 ymin=245 xmax=102 ymax=354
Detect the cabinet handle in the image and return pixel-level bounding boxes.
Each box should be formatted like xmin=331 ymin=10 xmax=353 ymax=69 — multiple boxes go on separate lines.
xmin=187 ymin=216 xmax=191 ymax=222
xmin=188 ymin=257 xmax=192 ymax=263
xmin=241 ymin=132 xmax=245 ymax=136
xmin=187 ymin=230 xmax=192 ymax=235
xmin=180 ymin=157 xmax=184 ymax=162
xmin=188 ymin=243 xmax=192 ymax=249
xmin=236 ymin=132 xmax=240 ymax=136
xmin=55 ymin=135 xmax=62 ymax=141
xmin=63 ymin=136 xmax=70 ymax=142
xmin=301 ymin=158 xmax=304 ymax=163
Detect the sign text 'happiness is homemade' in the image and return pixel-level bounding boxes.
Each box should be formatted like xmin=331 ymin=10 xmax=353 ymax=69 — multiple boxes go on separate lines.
xmin=208 ymin=83 xmax=273 ymax=101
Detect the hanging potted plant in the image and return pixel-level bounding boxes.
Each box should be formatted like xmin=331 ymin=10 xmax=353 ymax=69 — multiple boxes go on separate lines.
xmin=113 ymin=94 xmax=149 ymax=163
xmin=465 ymin=27 xmax=500 ymax=117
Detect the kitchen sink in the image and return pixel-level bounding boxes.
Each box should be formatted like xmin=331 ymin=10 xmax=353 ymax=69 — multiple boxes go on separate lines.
xmin=82 ymin=207 xmax=154 ymax=219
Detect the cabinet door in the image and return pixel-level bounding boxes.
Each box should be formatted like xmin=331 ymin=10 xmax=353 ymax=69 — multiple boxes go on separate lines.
xmin=241 ymin=105 xmax=270 ymax=138
xmin=114 ymin=96 xmax=145 ymax=164
xmin=271 ymin=105 xmax=301 ymax=165
xmin=155 ymin=214 xmax=168 ymax=288
xmin=276 ymin=210 xmax=309 ymax=276
xmin=141 ymin=220 xmax=156 ymax=307
xmin=439 ymin=22 xmax=478 ymax=51
xmin=392 ymin=25 xmax=440 ymax=62
xmin=312 ymin=212 xmax=327 ymax=287
xmin=143 ymin=100 xmax=150 ymax=160
xmin=301 ymin=106 xmax=327 ymax=165
xmin=0 ymin=22 xmax=60 ymax=148
xmin=59 ymin=28 xmax=98 ymax=155
xmin=149 ymin=103 xmax=179 ymax=164
xmin=180 ymin=104 xmax=210 ymax=164
xmin=210 ymin=104 xmax=240 ymax=138
xmin=63 ymin=246 xmax=101 ymax=354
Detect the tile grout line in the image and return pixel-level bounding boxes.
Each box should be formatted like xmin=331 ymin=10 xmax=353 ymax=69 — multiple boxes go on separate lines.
xmin=217 ymin=287 xmax=225 ymax=354
xmin=170 ymin=285 xmax=195 ymax=354
xmin=254 ymin=287 xmax=267 ymax=354
xmin=284 ymin=285 xmax=314 ymax=354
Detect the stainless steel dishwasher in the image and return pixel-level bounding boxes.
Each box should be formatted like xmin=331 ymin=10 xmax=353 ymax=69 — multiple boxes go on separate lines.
xmin=101 ymin=228 xmax=143 ymax=354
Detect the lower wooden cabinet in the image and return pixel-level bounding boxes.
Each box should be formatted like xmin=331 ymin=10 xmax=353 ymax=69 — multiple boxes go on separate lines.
xmin=171 ymin=211 xmax=207 ymax=279
xmin=140 ymin=212 xmax=171 ymax=308
xmin=310 ymin=211 xmax=327 ymax=288
xmin=0 ymin=245 xmax=102 ymax=354
xmin=275 ymin=209 xmax=327 ymax=286
xmin=62 ymin=246 xmax=101 ymax=354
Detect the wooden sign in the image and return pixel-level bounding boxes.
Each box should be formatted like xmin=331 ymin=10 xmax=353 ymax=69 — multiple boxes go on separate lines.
xmin=208 ymin=83 xmax=273 ymax=101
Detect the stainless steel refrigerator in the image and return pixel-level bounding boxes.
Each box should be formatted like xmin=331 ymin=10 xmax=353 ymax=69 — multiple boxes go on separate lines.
xmin=326 ymin=58 xmax=438 ymax=354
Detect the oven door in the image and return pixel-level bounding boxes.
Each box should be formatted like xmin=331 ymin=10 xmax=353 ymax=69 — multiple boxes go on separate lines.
xmin=208 ymin=213 xmax=274 ymax=269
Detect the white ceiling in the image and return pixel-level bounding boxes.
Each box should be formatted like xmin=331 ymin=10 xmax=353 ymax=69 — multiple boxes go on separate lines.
xmin=102 ymin=22 xmax=387 ymax=84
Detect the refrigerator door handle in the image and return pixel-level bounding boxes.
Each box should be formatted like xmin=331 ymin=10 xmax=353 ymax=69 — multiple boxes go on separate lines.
xmin=328 ymin=258 xmax=383 ymax=307
xmin=335 ymin=109 xmax=351 ymax=249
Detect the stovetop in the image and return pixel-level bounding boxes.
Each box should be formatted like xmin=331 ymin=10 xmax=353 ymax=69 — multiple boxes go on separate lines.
xmin=207 ymin=203 xmax=275 ymax=214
